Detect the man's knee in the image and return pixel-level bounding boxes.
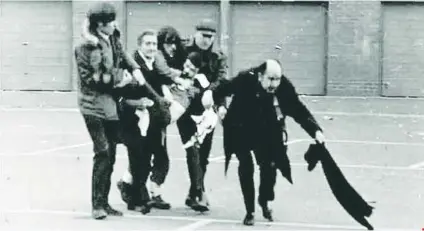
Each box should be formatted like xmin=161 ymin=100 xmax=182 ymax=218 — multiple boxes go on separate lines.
xmin=237 ymin=153 xmax=254 ymax=175
xmin=177 ymin=117 xmax=196 ymax=143
xmin=93 ymin=140 xmax=112 ymax=158
xmin=259 ymin=163 xmax=277 ymax=179
xmin=201 ymin=158 xmax=209 ymax=170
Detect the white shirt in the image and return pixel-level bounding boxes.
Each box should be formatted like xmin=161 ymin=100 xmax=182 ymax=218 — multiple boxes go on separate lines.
xmin=138 ymin=50 xmax=155 ymax=70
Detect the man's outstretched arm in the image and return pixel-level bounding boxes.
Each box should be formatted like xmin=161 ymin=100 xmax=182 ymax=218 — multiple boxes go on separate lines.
xmin=278 ymin=76 xmax=324 ymax=142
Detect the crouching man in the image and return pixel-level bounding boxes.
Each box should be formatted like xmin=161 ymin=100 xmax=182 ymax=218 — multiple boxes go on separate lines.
xmin=210 ymin=59 xmax=325 ymax=225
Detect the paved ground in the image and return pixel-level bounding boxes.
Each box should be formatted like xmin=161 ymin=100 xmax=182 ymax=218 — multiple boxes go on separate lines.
xmin=0 ymin=96 xmax=423 ymax=230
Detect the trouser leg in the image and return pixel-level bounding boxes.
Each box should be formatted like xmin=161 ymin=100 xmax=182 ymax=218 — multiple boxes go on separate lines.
xmin=83 ymin=115 xmax=118 ymax=210
xmin=177 ymin=114 xmax=202 ymax=198
xmin=199 ymin=129 xmax=214 ymax=192
xmin=235 ymin=151 xmax=255 ymax=214
xmin=150 ymin=128 xmax=169 ymax=186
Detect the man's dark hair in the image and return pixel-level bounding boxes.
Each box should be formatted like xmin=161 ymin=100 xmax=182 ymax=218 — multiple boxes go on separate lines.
xmin=157 ymin=26 xmax=187 ymax=69
xmin=187 ymin=52 xmax=202 ymax=69
xmin=87 ymin=2 xmax=116 ymax=33
xmin=158 ymin=26 xmax=182 ymax=46
xmin=137 ymin=29 xmax=157 ymax=46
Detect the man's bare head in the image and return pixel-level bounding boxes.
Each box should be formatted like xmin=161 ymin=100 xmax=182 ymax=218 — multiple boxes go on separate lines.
xmin=258 ymin=59 xmax=283 ymax=93
xmin=265 ymin=59 xmax=282 ymax=77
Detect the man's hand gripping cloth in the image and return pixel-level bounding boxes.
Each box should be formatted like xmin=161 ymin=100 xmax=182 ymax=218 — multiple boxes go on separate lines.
xmin=129 ymin=85 xmax=184 ymax=137
xmin=124 ymin=97 xmax=154 ymax=136
xmin=182 ymin=108 xmax=218 ymax=149
xmin=304 ymin=143 xmax=375 ymax=230
xmin=179 ymin=73 xmax=218 ymax=149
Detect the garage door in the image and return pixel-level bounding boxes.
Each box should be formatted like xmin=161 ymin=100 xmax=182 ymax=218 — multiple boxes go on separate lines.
xmin=382 ymin=3 xmax=424 ymax=97
xmin=230 ymin=2 xmax=327 ymax=95
xmin=126 ymin=1 xmax=220 ymax=54
xmin=0 ymin=1 xmax=72 ymax=90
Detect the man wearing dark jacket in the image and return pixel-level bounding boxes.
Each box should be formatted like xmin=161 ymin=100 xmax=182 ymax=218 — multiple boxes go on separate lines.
xmin=116 ymin=26 xmax=187 ymax=208
xmin=210 ymin=59 xmax=325 ymax=225
xmin=178 ymin=19 xmax=229 ymax=210
xmin=74 ymin=2 xmax=145 ymax=220
xmin=118 ymin=49 xmax=219 ymax=213
xmin=117 ymin=30 xmax=216 ymax=213
xmin=120 ymin=29 xmax=174 ymax=212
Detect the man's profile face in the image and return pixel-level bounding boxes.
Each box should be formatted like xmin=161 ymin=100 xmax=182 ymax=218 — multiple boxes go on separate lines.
xmin=163 ymin=42 xmax=177 ymax=58
xmin=259 ymin=71 xmax=282 ymax=93
xmin=182 ymin=59 xmax=199 ymax=78
xmin=139 ymin=34 xmax=158 ymax=59
xmin=194 ymin=30 xmax=215 ymax=50
xmin=98 ymin=20 xmax=116 ymax=36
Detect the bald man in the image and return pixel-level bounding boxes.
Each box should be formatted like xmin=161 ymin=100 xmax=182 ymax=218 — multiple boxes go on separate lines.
xmin=208 ymin=59 xmax=325 ymax=225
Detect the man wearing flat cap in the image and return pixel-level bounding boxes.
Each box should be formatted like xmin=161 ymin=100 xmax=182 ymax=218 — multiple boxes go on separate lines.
xmin=177 ymin=18 xmax=229 ymax=210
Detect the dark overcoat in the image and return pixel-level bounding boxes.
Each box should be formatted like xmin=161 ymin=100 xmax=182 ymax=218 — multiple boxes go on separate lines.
xmin=212 ymin=67 xmax=322 ymax=183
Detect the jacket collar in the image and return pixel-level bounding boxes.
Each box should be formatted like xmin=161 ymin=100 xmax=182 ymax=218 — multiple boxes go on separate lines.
xmin=82 ymin=27 xmax=121 ymax=47
xmin=133 ymin=50 xmax=154 ymax=72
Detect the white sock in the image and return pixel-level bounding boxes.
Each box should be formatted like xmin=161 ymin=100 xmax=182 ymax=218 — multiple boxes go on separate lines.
xmin=122 ymin=169 xmax=133 ymax=184
xmin=150 ymin=181 xmax=161 ymax=197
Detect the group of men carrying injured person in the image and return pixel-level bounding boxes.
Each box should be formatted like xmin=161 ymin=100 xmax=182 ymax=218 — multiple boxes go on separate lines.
xmin=75 ymin=2 xmax=325 ymax=226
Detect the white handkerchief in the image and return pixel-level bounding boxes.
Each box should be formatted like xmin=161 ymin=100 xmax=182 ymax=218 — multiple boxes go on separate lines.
xmin=136 ymin=109 xmax=150 ymax=137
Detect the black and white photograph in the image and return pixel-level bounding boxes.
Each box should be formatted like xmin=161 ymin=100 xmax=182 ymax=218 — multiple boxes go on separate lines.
xmin=0 ymin=0 xmax=422 ymax=230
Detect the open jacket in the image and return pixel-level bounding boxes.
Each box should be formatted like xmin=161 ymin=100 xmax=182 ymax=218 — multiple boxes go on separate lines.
xmin=212 ymin=68 xmax=322 ymax=182
xmin=74 ymin=28 xmax=140 ymax=120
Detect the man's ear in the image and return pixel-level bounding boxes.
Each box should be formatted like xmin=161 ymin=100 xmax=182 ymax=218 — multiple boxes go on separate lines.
xmin=258 ymin=72 xmax=263 ymax=80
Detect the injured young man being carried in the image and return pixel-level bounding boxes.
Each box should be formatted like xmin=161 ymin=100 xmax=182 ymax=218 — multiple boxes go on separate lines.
xmin=124 ymin=51 xmax=219 ymax=147
xmin=81 ymin=19 xmax=217 ymax=147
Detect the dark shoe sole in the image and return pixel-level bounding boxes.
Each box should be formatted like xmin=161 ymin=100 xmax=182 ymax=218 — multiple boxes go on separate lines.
xmin=185 ymin=198 xmax=195 ymax=207
xmin=93 ymin=214 xmax=107 ymax=220
xmin=243 ymin=216 xmax=255 ymax=226
xmin=152 ymin=203 xmax=171 ymax=210
xmin=262 ymin=209 xmax=273 ymax=222
xmin=190 ymin=203 xmax=209 ymax=212
xmin=106 ymin=211 xmax=123 ymax=216
xmin=140 ymin=205 xmax=151 ymax=215
xmin=243 ymin=220 xmax=254 ymax=226
xmin=127 ymin=204 xmax=136 ymax=211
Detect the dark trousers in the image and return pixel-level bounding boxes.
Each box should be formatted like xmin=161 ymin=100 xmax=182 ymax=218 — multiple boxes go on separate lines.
xmin=82 ymin=114 xmax=120 ymax=210
xmin=120 ymin=115 xmax=151 ymax=206
xmin=177 ymin=112 xmax=214 ymax=197
xmin=236 ymin=143 xmax=288 ymax=214
xmin=145 ymin=122 xmax=169 ymax=187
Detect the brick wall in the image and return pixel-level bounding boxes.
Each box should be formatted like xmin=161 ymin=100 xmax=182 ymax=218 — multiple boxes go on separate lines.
xmin=3 ymin=0 xmax=423 ymax=98
xmin=326 ymin=1 xmax=382 ymax=96
xmin=381 ymin=2 xmax=424 ymax=97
